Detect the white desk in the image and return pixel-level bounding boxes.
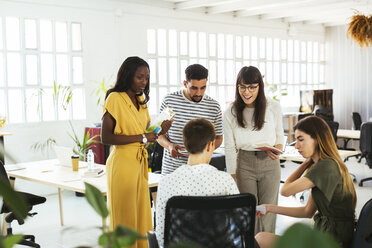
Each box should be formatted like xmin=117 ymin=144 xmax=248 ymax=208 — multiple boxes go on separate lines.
xmin=280 ymin=146 xmax=360 ymax=163
xmin=337 ymin=129 xmax=360 ymax=149
xmin=4 ymin=159 xmax=161 ymax=226
xmin=214 ymin=147 xmax=360 ymax=163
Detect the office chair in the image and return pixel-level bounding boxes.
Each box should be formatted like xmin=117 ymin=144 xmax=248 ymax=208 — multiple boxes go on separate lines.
xmin=0 ymin=161 xmax=46 ymax=248
xmin=325 ymin=121 xmax=339 ymax=143
xmin=149 ymin=142 xmax=164 ymax=173
xmin=352 ymin=112 xmax=362 ymax=130
xmin=148 ymin=193 xmax=256 ymax=248
xmin=313 ymin=105 xmax=334 ymax=122
xmin=210 ymin=153 xmax=226 ymax=171
xmin=359 ymin=122 xmax=372 ymax=187
xmin=352 ymin=198 xmax=372 ymax=248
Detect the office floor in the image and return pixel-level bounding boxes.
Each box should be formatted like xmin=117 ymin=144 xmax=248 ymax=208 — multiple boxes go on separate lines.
xmin=5 ymin=156 xmax=372 ymax=248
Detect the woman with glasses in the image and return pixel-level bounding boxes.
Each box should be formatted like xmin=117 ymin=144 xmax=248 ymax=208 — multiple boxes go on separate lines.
xmin=223 ymin=66 xmax=284 ymax=234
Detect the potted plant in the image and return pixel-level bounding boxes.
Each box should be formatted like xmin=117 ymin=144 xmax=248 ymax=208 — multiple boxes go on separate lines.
xmin=68 ymin=121 xmax=100 ymax=161
xmin=348 ymin=12 xmax=372 ymax=47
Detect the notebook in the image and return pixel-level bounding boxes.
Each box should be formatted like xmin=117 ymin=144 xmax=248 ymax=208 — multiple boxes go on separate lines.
xmin=54 ymin=146 xmax=86 ymax=168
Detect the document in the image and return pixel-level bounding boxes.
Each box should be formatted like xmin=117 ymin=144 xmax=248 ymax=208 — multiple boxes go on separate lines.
xmin=254 ymin=144 xmax=283 ymax=155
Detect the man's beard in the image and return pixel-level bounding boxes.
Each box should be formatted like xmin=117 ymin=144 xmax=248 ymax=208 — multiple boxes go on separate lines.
xmin=191 ymin=95 xmax=202 ymax=102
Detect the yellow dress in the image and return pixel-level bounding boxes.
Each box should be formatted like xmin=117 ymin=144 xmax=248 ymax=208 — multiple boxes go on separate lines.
xmin=104 ymin=92 xmax=152 ymax=248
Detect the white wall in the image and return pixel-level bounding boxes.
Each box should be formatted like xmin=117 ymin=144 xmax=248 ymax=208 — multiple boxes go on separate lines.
xmin=1 ymin=0 xmax=326 ymax=163
xmin=325 ymin=25 xmax=372 ymax=129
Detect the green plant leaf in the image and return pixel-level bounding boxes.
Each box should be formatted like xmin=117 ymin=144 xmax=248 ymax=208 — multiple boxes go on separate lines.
xmin=115 ymin=226 xmax=145 ymax=247
xmin=0 ymin=234 xmax=24 ymax=248
xmin=84 ymin=183 xmax=109 ymax=218
xmin=0 ymin=180 xmax=29 ymax=221
xmin=273 ymin=223 xmax=341 ymax=248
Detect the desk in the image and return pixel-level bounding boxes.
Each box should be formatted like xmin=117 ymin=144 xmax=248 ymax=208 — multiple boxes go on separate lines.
xmin=280 ymin=147 xmax=360 ymax=163
xmin=0 ymin=131 xmax=12 ymax=165
xmin=215 ymin=147 xmax=360 ymax=163
xmin=337 ymin=129 xmax=360 ymax=149
xmin=4 ymin=159 xmax=161 ymax=226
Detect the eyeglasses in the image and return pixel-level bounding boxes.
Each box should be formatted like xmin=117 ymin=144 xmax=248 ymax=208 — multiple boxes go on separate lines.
xmin=238 ymin=84 xmax=259 ymax=92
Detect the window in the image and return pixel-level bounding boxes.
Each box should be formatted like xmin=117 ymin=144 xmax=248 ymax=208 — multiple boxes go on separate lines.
xmin=147 ymin=29 xmax=325 ymax=114
xmin=0 ymin=17 xmax=85 ymax=124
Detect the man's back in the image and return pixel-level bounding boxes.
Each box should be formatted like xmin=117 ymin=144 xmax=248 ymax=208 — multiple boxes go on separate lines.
xmin=155 ymin=164 xmax=239 ymax=247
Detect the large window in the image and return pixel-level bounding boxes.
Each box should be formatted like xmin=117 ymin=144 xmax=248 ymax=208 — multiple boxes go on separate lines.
xmin=0 ymin=17 xmax=85 ymax=124
xmin=146 ymin=29 xmax=325 ymax=114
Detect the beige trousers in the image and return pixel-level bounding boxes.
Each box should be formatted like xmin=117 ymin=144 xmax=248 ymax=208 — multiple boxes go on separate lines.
xmin=236 ymin=150 xmax=280 ymax=235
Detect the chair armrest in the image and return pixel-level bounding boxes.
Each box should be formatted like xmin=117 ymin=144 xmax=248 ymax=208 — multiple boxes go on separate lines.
xmin=147 ymin=231 xmax=160 ymax=248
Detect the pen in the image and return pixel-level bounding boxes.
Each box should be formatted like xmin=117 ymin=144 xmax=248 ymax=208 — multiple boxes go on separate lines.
xmin=41 ymin=170 xmax=53 ymax=173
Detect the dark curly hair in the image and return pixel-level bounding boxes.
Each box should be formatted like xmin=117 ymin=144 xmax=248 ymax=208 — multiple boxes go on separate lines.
xmin=185 ymin=64 xmax=208 ymax=82
xmin=105 ymin=56 xmax=150 ymax=105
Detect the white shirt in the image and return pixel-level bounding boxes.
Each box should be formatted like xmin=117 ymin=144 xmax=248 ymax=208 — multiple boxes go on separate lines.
xmin=223 ymin=98 xmax=284 ymax=174
xmin=155 ymin=164 xmax=239 ymax=248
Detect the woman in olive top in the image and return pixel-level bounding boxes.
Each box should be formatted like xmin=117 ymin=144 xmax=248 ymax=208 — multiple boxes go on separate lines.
xmin=255 ymin=116 xmax=356 ymax=248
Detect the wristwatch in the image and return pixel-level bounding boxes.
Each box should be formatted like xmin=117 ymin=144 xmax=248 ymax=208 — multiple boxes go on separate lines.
xmin=141 ymin=134 xmax=147 ymax=144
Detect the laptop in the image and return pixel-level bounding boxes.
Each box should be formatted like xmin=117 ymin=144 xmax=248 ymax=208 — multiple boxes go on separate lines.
xmin=54 ymin=146 xmax=86 ymax=168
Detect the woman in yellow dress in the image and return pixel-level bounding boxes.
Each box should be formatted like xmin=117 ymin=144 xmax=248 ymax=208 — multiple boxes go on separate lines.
xmin=101 ymin=56 xmax=171 ymax=248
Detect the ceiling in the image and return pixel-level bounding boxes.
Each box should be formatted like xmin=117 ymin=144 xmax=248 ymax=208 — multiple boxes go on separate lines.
xmin=140 ymin=0 xmax=372 ymax=27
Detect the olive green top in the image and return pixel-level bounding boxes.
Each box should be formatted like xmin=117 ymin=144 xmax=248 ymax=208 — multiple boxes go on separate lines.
xmin=305 ymin=158 xmax=355 ymax=248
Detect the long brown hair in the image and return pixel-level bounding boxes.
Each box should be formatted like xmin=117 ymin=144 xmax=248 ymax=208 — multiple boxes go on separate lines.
xmin=294 ymin=116 xmax=357 ymax=208
xmin=232 ymin=66 xmax=266 ymax=130
xmin=105 ymin=56 xmax=150 ymax=105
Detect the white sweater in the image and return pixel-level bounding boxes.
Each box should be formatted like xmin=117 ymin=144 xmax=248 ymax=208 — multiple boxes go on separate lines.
xmin=223 ymin=98 xmax=284 ymax=174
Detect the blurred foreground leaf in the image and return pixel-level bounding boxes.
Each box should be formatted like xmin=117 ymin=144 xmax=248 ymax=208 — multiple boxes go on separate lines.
xmin=274 ymin=223 xmax=340 ymax=248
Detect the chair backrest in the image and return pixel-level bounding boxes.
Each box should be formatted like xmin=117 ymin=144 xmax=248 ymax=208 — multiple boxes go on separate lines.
xmin=0 ymin=160 xmax=11 ymax=187
xmin=313 ymin=105 xmax=334 ymax=122
xmin=360 ymin=122 xmax=372 ymax=154
xmin=353 ymin=198 xmax=372 ymax=248
xmin=164 ymin=193 xmax=256 ymax=248
xmin=326 ymin=121 xmax=339 ymax=143
xmin=149 ymin=142 xmax=164 ymax=173
xmin=352 ymin=112 xmax=362 ymax=130
xmin=209 ymin=154 xmax=226 ymax=171
xmin=298 ymin=113 xmax=313 ymax=121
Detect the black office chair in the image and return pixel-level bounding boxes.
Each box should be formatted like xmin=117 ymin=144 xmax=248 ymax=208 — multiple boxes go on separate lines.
xmin=0 ymin=161 xmax=46 ymax=247
xmin=313 ymin=105 xmax=334 ymax=122
xmin=148 ymin=142 xmax=164 ymax=173
xmin=352 ymin=112 xmax=362 ymax=131
xmin=326 ymin=121 xmax=339 ymax=143
xmin=210 ymin=153 xmax=226 ymax=171
xmin=352 ymin=198 xmax=372 ymax=248
xmin=148 ymin=193 xmax=256 ymax=248
xmin=359 ymin=122 xmax=372 ymax=187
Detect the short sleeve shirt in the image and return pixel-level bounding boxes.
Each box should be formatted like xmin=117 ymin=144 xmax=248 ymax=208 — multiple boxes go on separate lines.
xmin=155 ymin=164 xmax=239 ymax=248
xmin=305 ymin=158 xmax=355 ymax=248
xmin=159 ymin=91 xmax=223 ymax=175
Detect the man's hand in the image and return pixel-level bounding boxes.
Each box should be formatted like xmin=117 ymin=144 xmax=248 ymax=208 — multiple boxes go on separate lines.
xmin=168 ymin=143 xmax=186 ymax=158
xmin=159 ymin=119 xmax=173 ymax=135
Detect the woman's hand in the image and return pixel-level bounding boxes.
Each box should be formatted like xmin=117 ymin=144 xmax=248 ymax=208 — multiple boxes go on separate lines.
xmin=145 ymin=132 xmax=159 ymax=143
xmin=159 ymin=119 xmax=173 ymax=135
xmin=256 ymin=204 xmax=272 ymax=217
xmin=266 ymin=150 xmax=280 ymax=160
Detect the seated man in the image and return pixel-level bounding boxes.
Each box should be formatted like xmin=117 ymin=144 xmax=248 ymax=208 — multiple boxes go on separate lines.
xmin=155 ymin=118 xmax=239 ymax=247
